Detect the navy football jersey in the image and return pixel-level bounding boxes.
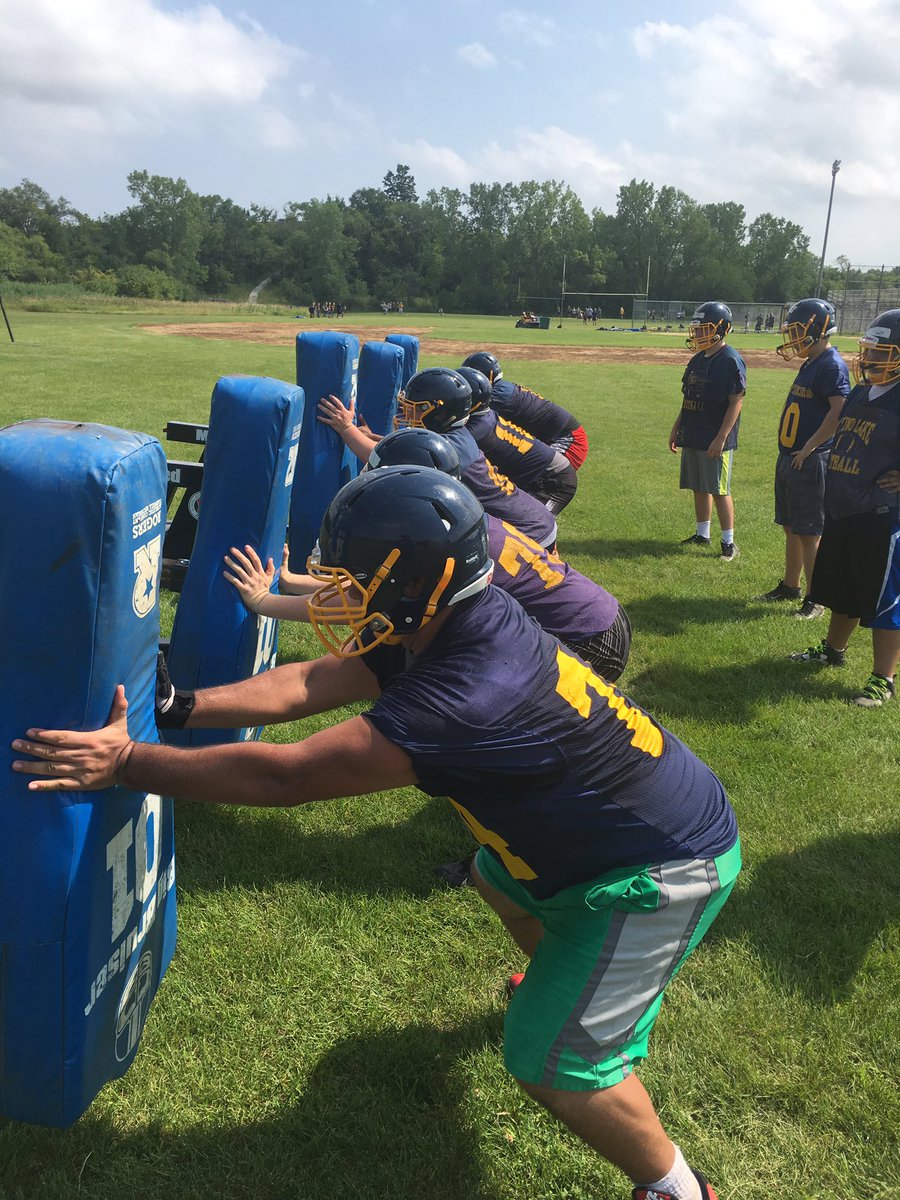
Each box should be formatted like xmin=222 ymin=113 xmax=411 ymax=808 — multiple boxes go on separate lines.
xmin=490 ymin=378 xmax=579 ymax=443
xmin=777 ymin=346 xmax=850 ymax=457
xmin=825 ymin=380 xmax=900 ymax=519
xmin=677 ymin=344 xmax=747 ymax=451
xmin=467 ymin=407 xmax=556 ymax=490
xmin=487 ymin=515 xmax=617 ymax=639
xmin=364 ymin=587 xmax=737 ymax=899
xmin=446 ymin=427 xmax=558 ymax=549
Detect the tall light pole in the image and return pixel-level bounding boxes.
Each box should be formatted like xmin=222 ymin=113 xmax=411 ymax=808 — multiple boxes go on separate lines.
xmin=814 ymin=159 xmax=841 ymax=298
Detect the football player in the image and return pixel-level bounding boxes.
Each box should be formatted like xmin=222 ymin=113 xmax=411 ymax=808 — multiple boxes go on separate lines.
xmin=669 ymin=302 xmax=746 ymax=561
xmin=14 ymin=466 xmax=737 ymax=1200
xmin=458 ymin=365 xmax=578 ymax=515
xmin=397 ymin=367 xmax=559 ymax=550
xmin=789 ymin=309 xmax=900 ymax=706
xmin=226 ymin=427 xmax=630 ymax=682
xmin=461 ymin=351 xmax=590 ymax=469
xmin=757 ymin=299 xmax=850 ymax=617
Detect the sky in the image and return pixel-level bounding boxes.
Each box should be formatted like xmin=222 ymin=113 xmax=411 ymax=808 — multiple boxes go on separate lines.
xmin=1 ymin=0 xmax=899 ymax=268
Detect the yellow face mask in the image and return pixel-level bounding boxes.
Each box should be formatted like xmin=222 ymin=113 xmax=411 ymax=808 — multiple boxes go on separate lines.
xmin=686 ymin=321 xmax=725 ymax=352
xmin=776 ymin=317 xmax=818 ymax=361
xmin=394 ymin=392 xmax=437 ymax=429
xmin=306 ymin=549 xmax=401 ymax=658
xmin=854 ymin=342 xmax=900 ymax=387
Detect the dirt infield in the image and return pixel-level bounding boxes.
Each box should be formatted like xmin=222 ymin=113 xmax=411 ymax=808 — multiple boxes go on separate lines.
xmin=141 ymin=321 xmax=798 ymax=369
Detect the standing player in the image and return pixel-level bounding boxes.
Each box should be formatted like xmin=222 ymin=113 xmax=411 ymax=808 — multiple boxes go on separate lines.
xmin=757 ymin=299 xmax=850 ymax=617
xmin=669 ymin=302 xmax=746 ymax=561
xmin=461 ymin=351 xmax=590 ymax=470
xmin=15 ymin=466 xmax=737 ymax=1200
xmin=790 ymin=309 xmax=900 ymax=707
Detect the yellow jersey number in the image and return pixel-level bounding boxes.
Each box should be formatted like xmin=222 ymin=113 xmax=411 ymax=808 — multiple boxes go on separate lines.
xmin=779 ymin=401 xmax=801 ymax=450
xmin=555 ymin=647 xmax=663 ymax=758
xmin=497 ymin=521 xmax=565 ymax=591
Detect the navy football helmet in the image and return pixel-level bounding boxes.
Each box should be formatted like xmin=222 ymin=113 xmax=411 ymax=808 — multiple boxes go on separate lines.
xmin=307 ymin=466 xmax=491 ymax=657
xmin=687 ymin=301 xmax=732 ymax=351
xmin=461 ymin=351 xmax=502 ymax=383
xmin=366 ymin=427 xmax=461 ymax=478
xmin=854 ymin=309 xmax=900 ymax=386
xmin=456 ymin=366 xmax=493 ymax=412
xmin=777 ymin=298 xmax=837 ymax=361
xmin=395 ymin=367 xmax=472 ymax=432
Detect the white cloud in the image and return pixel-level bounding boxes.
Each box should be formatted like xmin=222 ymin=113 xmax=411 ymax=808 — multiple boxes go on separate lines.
xmin=457 ymin=42 xmax=497 ymax=68
xmin=625 ymin=1 xmax=900 ymax=262
xmin=497 ymin=9 xmax=557 ymax=48
xmin=394 ymin=138 xmax=473 ymax=189
xmin=0 ymin=0 xmax=298 ymax=149
xmin=477 ymin=127 xmax=623 ymax=199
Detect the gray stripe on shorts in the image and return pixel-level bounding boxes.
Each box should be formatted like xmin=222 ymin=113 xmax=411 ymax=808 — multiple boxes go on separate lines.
xmin=540 ymin=857 xmax=721 ymax=1086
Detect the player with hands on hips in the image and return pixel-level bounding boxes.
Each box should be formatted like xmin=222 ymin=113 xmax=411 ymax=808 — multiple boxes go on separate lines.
xmin=756 ymin=299 xmax=850 ymax=619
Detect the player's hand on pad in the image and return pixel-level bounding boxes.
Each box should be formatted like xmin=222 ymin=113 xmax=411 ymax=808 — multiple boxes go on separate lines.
xmin=12 ymin=686 xmax=134 ymax=792
xmin=224 ymin=544 xmax=275 ymax=611
xmin=317 ymin=393 xmax=355 ymax=433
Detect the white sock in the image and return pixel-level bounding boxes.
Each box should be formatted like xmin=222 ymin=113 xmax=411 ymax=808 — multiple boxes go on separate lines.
xmin=696 ymin=520 xmax=711 ymax=539
xmin=639 ymin=1145 xmax=701 ymax=1199
xmin=720 ymin=529 xmax=734 ymax=545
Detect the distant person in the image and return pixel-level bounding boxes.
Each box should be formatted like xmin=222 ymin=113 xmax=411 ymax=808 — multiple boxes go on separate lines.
xmin=757 ymin=299 xmax=850 ymax=618
xmin=754 ymin=314 xmax=764 ymax=334
xmin=619 ymin=306 xmax=625 ymax=321
xmin=669 ymin=302 xmax=746 ymax=561
xmin=790 ymin=309 xmax=900 ymax=707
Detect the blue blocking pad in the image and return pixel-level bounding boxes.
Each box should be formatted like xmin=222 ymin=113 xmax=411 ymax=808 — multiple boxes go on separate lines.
xmin=0 ymin=419 xmax=175 ymax=1127
xmin=385 ymin=333 xmax=419 ymax=387
xmin=357 ymin=340 xmax=403 ymax=437
xmin=166 ymin=376 xmax=303 ymax=747
xmin=291 ymin=331 xmax=359 ymax=565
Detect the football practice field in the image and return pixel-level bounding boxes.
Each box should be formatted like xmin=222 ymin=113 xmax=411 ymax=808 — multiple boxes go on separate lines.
xmin=1 ymin=306 xmax=897 ymax=1200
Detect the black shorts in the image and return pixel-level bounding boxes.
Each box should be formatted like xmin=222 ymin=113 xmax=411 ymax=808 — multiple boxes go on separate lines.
xmin=565 ymin=604 xmax=632 ymax=682
xmin=774 ymin=452 xmax=826 ymax=536
xmin=810 ymin=511 xmax=900 ymax=624
xmin=532 ymin=455 xmax=577 ymax=515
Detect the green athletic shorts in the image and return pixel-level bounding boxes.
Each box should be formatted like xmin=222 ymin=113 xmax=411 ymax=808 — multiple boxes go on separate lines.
xmin=680 ymin=446 xmax=734 ymax=496
xmin=476 ymin=839 xmax=741 ymax=1091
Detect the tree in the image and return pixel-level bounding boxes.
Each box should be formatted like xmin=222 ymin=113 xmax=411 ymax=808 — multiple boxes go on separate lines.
xmin=120 ymin=171 xmax=208 ymax=288
xmin=382 ymin=164 xmax=418 ymax=204
xmin=745 ymin=213 xmax=817 ymax=301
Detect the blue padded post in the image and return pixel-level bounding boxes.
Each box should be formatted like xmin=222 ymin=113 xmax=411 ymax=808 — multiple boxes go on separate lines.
xmin=357 ymin=340 xmax=403 ymax=437
xmin=385 ymin=333 xmax=419 ymax=387
xmin=0 ymin=419 xmax=175 ymax=1127
xmin=166 ymin=376 xmax=303 ymax=747
xmin=291 ymin=331 xmax=359 ymax=565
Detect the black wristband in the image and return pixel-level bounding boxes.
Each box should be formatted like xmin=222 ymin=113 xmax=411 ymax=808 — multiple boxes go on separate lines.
xmin=155 ymin=689 xmax=195 ymax=729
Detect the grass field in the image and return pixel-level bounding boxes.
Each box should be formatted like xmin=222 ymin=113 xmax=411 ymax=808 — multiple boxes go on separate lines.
xmin=0 ymin=307 xmax=897 ymax=1200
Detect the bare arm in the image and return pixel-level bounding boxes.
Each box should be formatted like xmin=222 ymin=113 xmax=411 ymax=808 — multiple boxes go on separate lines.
xmin=187 ymin=653 xmax=380 ymax=728
xmin=791 ymin=395 xmax=845 ymax=469
xmin=317 ymin=394 xmax=380 ymax=463
xmin=12 ymin=688 xmax=416 ymax=805
xmin=223 ymin=544 xmax=312 ymax=621
xmin=707 ymin=392 xmax=744 ymax=458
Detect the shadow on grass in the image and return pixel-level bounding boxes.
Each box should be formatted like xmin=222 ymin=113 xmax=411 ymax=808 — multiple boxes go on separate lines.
xmin=559 ymin=534 xmax=679 ymax=559
xmin=623 ymin=593 xmax=757 ymax=636
xmin=716 ymin=829 xmax=900 ymax=1004
xmin=0 ymin=1014 xmax=507 ymax=1200
xmin=626 ymin=655 xmax=845 ymax=723
xmin=173 ymin=794 xmax=473 ymax=900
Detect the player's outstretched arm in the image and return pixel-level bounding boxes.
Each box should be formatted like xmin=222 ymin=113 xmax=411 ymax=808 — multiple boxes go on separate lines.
xmin=224 ymin=544 xmax=312 ymax=622
xmin=12 ymin=689 xmax=415 ymax=806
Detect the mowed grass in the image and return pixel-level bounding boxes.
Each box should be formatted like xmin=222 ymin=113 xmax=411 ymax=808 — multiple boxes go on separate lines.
xmin=0 ymin=309 xmax=897 ymax=1200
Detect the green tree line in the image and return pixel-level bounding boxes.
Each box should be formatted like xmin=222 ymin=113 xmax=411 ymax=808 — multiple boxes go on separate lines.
xmin=0 ymin=166 xmax=892 ymax=311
